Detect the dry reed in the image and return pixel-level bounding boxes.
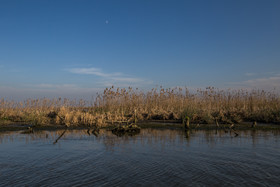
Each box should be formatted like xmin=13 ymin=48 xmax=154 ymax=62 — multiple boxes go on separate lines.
xmin=0 ymin=86 xmax=279 ymax=127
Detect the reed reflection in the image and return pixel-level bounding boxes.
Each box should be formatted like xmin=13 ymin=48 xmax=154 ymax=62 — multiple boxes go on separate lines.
xmin=0 ymin=129 xmax=279 ymax=149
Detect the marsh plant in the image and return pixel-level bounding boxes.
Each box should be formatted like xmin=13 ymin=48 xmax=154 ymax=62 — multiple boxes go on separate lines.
xmin=0 ymin=86 xmax=280 ymax=127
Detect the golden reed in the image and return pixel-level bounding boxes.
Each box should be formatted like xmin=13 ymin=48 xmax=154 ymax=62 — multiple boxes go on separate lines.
xmin=0 ymin=86 xmax=279 ymax=127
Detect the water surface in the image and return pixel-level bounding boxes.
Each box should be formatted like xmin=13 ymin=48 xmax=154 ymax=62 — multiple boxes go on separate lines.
xmin=0 ymin=129 xmax=280 ymax=186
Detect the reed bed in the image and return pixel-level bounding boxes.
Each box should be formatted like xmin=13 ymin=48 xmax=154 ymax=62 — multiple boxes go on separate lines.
xmin=0 ymin=86 xmax=280 ymax=127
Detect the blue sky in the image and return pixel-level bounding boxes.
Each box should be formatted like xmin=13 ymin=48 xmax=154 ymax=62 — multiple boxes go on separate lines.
xmin=0 ymin=0 xmax=280 ymax=99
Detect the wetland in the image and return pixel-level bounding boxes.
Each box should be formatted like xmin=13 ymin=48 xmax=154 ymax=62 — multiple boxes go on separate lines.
xmin=1 ymin=87 xmax=280 ymax=186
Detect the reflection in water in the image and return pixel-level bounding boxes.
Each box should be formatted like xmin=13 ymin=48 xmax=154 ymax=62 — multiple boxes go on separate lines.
xmin=53 ymin=129 xmax=67 ymax=144
xmin=111 ymin=130 xmax=140 ymax=137
xmin=0 ymin=129 xmax=280 ymax=149
xmin=0 ymin=129 xmax=280 ymax=148
xmin=184 ymin=129 xmax=190 ymax=140
xmin=0 ymin=128 xmax=280 ymax=186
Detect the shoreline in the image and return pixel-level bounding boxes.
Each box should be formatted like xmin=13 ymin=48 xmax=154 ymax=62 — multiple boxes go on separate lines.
xmin=0 ymin=120 xmax=279 ymax=132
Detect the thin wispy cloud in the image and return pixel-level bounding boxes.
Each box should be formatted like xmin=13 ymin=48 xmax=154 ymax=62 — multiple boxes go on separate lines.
xmin=32 ymin=84 xmax=78 ymax=89
xmin=231 ymin=74 xmax=280 ymax=92
xmin=68 ymin=67 xmax=121 ymax=77
xmin=67 ymin=67 xmax=153 ymax=86
xmin=111 ymin=77 xmax=144 ymax=83
xmin=245 ymin=71 xmax=279 ymax=77
xmin=242 ymin=76 xmax=280 ymax=88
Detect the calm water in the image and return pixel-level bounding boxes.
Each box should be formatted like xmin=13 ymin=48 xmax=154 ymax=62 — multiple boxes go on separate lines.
xmin=0 ymin=128 xmax=280 ymax=186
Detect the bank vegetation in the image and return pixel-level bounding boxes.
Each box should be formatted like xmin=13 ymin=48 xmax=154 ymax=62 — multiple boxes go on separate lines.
xmin=0 ymin=86 xmax=279 ymax=127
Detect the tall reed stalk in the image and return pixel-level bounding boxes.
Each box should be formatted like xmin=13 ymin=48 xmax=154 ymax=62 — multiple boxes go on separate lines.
xmin=0 ymin=86 xmax=279 ymax=127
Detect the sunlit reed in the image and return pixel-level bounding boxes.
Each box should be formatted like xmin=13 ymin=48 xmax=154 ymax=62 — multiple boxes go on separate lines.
xmin=0 ymin=86 xmax=279 ymax=127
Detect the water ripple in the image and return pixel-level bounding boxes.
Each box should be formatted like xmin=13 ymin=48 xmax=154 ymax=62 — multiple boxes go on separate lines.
xmin=0 ymin=129 xmax=279 ymax=186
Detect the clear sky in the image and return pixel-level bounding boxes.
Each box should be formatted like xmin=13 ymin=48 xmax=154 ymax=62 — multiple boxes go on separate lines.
xmin=0 ymin=0 xmax=280 ymax=99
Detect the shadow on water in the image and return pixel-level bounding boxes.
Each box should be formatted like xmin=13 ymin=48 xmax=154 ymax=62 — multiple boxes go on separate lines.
xmin=0 ymin=128 xmax=280 ymax=186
